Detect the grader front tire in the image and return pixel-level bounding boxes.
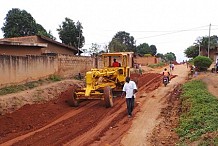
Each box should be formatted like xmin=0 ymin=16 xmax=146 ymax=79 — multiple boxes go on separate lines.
xmin=71 ymin=89 xmax=79 ymax=107
xmin=104 ymin=86 xmax=113 ymax=108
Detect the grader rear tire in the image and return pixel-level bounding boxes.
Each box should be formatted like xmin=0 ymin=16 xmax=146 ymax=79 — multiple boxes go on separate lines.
xmin=71 ymin=89 xmax=79 ymax=107
xmin=104 ymin=86 xmax=113 ymax=108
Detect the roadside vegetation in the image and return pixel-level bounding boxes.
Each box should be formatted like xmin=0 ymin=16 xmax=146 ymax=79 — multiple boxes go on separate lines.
xmin=148 ymin=62 xmax=165 ymax=68
xmin=177 ymin=80 xmax=218 ymax=145
xmin=0 ymin=75 xmax=61 ymax=96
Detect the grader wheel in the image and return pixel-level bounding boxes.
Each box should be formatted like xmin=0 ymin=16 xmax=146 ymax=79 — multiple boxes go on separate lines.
xmin=70 ymin=89 xmax=79 ymax=107
xmin=104 ymin=86 xmax=113 ymax=108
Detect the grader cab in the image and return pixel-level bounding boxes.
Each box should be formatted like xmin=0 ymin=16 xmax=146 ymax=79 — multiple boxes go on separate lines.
xmin=72 ymin=52 xmax=133 ymax=107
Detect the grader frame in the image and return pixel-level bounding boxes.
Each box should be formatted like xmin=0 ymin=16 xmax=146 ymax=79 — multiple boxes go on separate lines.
xmin=72 ymin=52 xmax=133 ymax=107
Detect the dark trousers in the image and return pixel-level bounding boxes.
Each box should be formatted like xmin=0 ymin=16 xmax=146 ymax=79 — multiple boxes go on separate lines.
xmin=126 ymin=98 xmax=135 ymax=116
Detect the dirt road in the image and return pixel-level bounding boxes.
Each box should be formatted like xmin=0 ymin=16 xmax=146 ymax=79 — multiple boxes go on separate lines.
xmin=0 ymin=64 xmax=189 ymax=146
xmin=122 ymin=64 xmax=189 ymax=146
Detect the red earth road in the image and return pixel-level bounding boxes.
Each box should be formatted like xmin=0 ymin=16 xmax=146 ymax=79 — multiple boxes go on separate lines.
xmin=0 ymin=73 xmax=164 ymax=146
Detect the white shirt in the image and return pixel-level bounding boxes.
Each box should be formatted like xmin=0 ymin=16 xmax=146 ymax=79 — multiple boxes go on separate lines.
xmin=122 ymin=81 xmax=137 ymax=98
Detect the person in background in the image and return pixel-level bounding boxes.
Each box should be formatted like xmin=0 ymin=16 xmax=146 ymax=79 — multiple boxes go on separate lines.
xmin=172 ymin=63 xmax=175 ymax=70
xmin=112 ymin=58 xmax=120 ymax=67
xmin=139 ymin=64 xmax=142 ymax=75
xmin=216 ymin=59 xmax=218 ymax=73
xmin=162 ymin=68 xmax=170 ymax=83
xmin=122 ymin=76 xmax=138 ymax=118
xmin=169 ymin=61 xmax=172 ymax=71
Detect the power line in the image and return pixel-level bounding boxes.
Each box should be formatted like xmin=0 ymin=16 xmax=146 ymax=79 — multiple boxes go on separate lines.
xmin=135 ymin=25 xmax=210 ymax=40
xmin=129 ymin=25 xmax=209 ymax=33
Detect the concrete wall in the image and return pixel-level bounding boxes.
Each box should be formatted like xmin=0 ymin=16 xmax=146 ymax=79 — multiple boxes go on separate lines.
xmin=134 ymin=56 xmax=159 ymax=66
xmin=0 ymin=55 xmax=58 ymax=86
xmin=0 ymin=55 xmax=94 ymax=87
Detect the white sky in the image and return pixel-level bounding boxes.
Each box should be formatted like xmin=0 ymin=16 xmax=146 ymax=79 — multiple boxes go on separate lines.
xmin=1 ymin=0 xmax=218 ymax=62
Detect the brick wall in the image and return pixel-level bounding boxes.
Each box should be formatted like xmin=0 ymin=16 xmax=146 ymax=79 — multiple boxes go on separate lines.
xmin=134 ymin=56 xmax=159 ymax=66
xmin=57 ymin=55 xmax=94 ymax=77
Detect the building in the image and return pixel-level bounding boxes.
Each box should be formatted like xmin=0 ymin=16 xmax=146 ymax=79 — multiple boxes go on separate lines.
xmin=200 ymin=46 xmax=218 ymax=62
xmin=0 ymin=35 xmax=82 ymax=56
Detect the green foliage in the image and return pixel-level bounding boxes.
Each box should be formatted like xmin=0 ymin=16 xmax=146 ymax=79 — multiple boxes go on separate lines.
xmin=48 ymin=75 xmax=61 ymax=82
xmin=198 ymin=136 xmax=218 ymax=146
xmin=89 ymin=43 xmax=100 ymax=55
xmin=1 ymin=8 xmax=55 ymax=39
xmin=150 ymin=45 xmax=157 ymax=56
xmin=148 ymin=62 xmax=165 ymax=68
xmin=184 ymin=46 xmax=199 ymax=58
xmin=0 ymin=81 xmax=38 ymax=95
xmin=144 ymin=54 xmax=152 ymax=57
xmin=2 ymin=8 xmax=37 ymax=37
xmin=57 ymin=18 xmax=85 ymax=48
xmin=193 ymin=56 xmax=212 ymax=71
xmin=108 ymin=31 xmax=136 ymax=52
xmin=156 ymin=53 xmax=164 ymax=59
xmin=164 ymin=52 xmax=176 ymax=61
xmin=0 ymin=75 xmax=61 ymax=95
xmin=177 ymin=80 xmax=218 ymax=144
xmin=198 ymin=35 xmax=218 ymax=53
xmin=136 ymin=43 xmax=151 ymax=55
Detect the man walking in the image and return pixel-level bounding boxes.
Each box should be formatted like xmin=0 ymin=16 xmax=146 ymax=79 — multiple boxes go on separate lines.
xmin=122 ymin=76 xmax=138 ymax=118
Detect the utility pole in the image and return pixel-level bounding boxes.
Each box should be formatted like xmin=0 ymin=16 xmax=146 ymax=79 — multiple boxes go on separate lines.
xmin=77 ymin=29 xmax=80 ymax=56
xmin=199 ymin=42 xmax=201 ymax=56
xmin=208 ymin=23 xmax=211 ymax=58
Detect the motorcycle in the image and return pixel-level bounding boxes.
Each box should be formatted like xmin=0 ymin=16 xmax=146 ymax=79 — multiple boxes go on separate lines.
xmin=163 ymin=76 xmax=169 ymax=87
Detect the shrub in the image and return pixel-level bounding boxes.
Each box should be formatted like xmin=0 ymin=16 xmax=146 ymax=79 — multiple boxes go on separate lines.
xmin=48 ymin=75 xmax=61 ymax=82
xmin=144 ymin=54 xmax=152 ymax=57
xmin=148 ymin=62 xmax=165 ymax=68
xmin=193 ymin=56 xmax=212 ymax=71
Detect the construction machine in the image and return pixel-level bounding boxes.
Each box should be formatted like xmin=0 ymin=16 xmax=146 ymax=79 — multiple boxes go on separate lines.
xmin=72 ymin=52 xmax=133 ymax=107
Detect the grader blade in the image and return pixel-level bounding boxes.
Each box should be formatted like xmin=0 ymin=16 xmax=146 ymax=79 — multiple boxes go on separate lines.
xmin=104 ymin=86 xmax=113 ymax=108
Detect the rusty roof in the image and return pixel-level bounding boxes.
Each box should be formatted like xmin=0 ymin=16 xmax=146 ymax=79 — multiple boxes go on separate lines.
xmin=0 ymin=35 xmax=82 ymax=53
xmin=0 ymin=40 xmax=47 ymax=47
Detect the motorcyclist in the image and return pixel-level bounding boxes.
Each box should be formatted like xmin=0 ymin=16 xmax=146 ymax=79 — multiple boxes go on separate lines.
xmin=162 ymin=68 xmax=170 ymax=83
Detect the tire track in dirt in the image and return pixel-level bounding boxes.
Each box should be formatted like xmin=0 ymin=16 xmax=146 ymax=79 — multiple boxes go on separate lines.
xmin=0 ymin=73 xmax=162 ymax=146
xmin=1 ymin=101 xmax=100 ymax=146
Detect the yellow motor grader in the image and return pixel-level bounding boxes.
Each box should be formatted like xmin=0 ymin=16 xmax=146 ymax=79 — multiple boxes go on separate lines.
xmin=72 ymin=52 xmax=133 ymax=107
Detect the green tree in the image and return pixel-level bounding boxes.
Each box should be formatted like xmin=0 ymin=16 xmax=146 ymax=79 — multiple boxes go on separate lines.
xmin=1 ymin=8 xmax=55 ymax=39
xmin=2 ymin=8 xmax=37 ymax=37
xmin=150 ymin=45 xmax=157 ymax=56
xmin=36 ymin=24 xmax=56 ymax=40
xmin=193 ymin=56 xmax=212 ymax=71
xmin=164 ymin=52 xmax=176 ymax=62
xmin=89 ymin=43 xmax=100 ymax=56
xmin=108 ymin=31 xmax=136 ymax=52
xmin=136 ymin=43 xmax=151 ymax=55
xmin=108 ymin=39 xmax=127 ymax=52
xmin=197 ymin=35 xmax=218 ymax=56
xmin=57 ymin=18 xmax=85 ymax=49
xmin=156 ymin=53 xmax=165 ymax=61
xmin=184 ymin=45 xmax=199 ymax=58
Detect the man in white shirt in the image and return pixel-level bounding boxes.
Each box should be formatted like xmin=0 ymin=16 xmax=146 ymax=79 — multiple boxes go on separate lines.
xmin=122 ymin=76 xmax=138 ymax=118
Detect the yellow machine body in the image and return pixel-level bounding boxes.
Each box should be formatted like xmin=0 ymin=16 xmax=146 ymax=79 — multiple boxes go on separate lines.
xmin=75 ymin=52 xmax=133 ymax=101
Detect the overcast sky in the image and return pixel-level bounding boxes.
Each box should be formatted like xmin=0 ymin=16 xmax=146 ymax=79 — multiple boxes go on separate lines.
xmin=1 ymin=0 xmax=218 ymax=62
